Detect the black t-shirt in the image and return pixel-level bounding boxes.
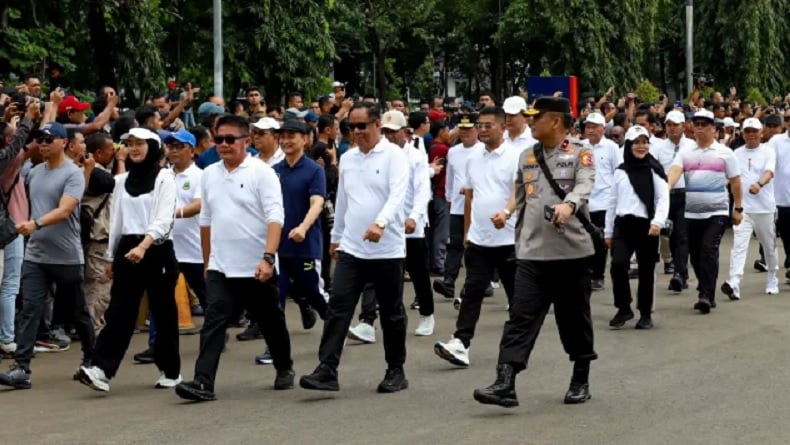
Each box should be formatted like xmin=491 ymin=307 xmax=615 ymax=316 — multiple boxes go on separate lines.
xmin=310 ymin=140 xmax=338 ymax=201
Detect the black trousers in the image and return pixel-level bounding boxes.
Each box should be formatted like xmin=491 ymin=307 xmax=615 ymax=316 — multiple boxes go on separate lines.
xmin=441 ymin=215 xmax=465 ymax=293
xmin=278 ymin=257 xmax=328 ymax=318
xmin=405 ymin=237 xmax=434 ymax=316
xmin=179 ymin=262 xmax=207 ymax=309
xmin=589 ymin=211 xmax=608 ymax=280
xmin=610 ymin=216 xmax=659 ymax=315
xmin=454 ymin=243 xmax=515 ymax=348
xmin=498 ymin=258 xmax=597 ymax=373
xmin=778 ymin=207 xmax=790 ymax=268
xmin=321 ymin=222 xmax=333 ymax=292
xmin=92 ymin=237 xmax=179 ymax=379
xmin=687 ymin=216 xmax=727 ymax=301
xmin=14 ymin=262 xmax=95 ymax=369
xmin=194 ymin=271 xmax=292 ymax=388
xmin=318 ymin=252 xmax=405 ymax=369
xmin=668 ymin=191 xmax=690 ymax=278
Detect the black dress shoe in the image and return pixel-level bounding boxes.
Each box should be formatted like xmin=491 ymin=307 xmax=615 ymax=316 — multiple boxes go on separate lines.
xmin=377 ymin=367 xmax=408 ymax=393
xmin=175 ymin=380 xmax=216 ymax=402
xmin=432 ymin=280 xmax=454 ymax=299
xmin=274 ymin=369 xmax=295 ymax=390
xmin=133 ymin=348 xmax=155 ymax=364
xmin=299 ymin=364 xmax=339 ymax=391
xmin=635 ymin=316 xmax=653 ymax=329
xmin=473 ymin=363 xmax=519 ymax=408
xmin=668 ymin=274 xmax=687 ymax=292
xmin=236 ymin=323 xmax=264 ymax=341
xmin=0 ymin=364 xmax=31 ymax=389
xmin=693 ymin=297 xmax=711 ymax=314
xmin=608 ymin=309 xmax=634 ymax=329
xmin=564 ymin=381 xmax=591 ymax=404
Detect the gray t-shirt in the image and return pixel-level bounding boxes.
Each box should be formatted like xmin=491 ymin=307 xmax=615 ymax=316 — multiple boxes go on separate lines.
xmin=25 ymin=161 xmax=85 ymax=265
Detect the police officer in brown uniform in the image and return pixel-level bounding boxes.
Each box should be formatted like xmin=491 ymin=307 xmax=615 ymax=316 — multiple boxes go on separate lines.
xmin=474 ymin=97 xmax=598 ymax=408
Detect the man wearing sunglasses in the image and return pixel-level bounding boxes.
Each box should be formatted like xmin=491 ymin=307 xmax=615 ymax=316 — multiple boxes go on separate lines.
xmin=0 ymin=122 xmax=95 ymax=389
xmin=668 ymin=109 xmax=743 ymax=314
xmin=300 ymin=102 xmax=410 ymax=394
xmin=769 ymin=109 xmax=790 ymax=275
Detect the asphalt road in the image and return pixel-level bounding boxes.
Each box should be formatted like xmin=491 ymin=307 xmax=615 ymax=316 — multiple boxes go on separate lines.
xmin=3 ymin=235 xmax=790 ymax=445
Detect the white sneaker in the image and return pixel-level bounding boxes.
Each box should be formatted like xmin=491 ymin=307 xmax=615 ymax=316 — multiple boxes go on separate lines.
xmin=0 ymin=342 xmax=16 ymax=355
xmin=155 ymin=372 xmax=183 ymax=388
xmin=491 ymin=281 xmax=501 ymax=289
xmin=766 ymin=274 xmax=779 ymax=295
xmin=77 ymin=365 xmax=110 ymax=392
xmin=414 ymin=315 xmax=435 ymax=336
xmin=347 ymin=322 xmax=376 ymax=343
xmin=434 ymin=338 xmax=470 ymax=367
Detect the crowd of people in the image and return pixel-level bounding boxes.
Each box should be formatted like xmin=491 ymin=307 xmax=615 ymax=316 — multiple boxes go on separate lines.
xmin=0 ymin=74 xmax=788 ymax=409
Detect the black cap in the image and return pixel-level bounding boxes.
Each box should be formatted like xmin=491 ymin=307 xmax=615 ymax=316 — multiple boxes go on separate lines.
xmin=277 ymin=119 xmax=308 ymax=134
xmin=764 ymin=115 xmax=782 ymax=126
xmin=524 ymin=97 xmax=571 ymax=115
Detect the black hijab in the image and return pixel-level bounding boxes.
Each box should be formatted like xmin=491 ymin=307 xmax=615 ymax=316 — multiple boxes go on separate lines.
xmin=125 ymin=134 xmax=162 ymax=197
xmin=618 ymin=137 xmax=667 ymax=219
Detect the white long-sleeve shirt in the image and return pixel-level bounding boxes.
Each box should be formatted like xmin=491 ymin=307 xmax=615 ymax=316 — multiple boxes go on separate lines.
xmin=107 ymin=169 xmax=176 ymax=260
xmin=770 ymin=132 xmax=790 ymax=206
xmin=446 ymin=141 xmax=483 ymax=215
xmin=401 ymin=144 xmax=432 ymax=239
xmin=604 ymin=169 xmax=670 ymax=237
xmin=199 ymin=155 xmax=284 ymax=278
xmin=585 ymin=137 xmax=623 ymax=211
xmin=331 ymin=139 xmax=409 ymax=259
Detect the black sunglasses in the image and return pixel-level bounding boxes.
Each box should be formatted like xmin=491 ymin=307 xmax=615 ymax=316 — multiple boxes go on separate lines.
xmin=35 ymin=137 xmax=58 ymax=144
xmin=214 ymin=134 xmax=248 ymax=144
xmin=348 ymin=121 xmax=375 ymax=131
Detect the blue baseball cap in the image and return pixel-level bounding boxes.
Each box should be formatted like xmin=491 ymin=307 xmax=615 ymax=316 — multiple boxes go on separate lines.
xmin=304 ymin=110 xmax=319 ymax=123
xmin=197 ymin=101 xmax=225 ymax=118
xmin=38 ymin=122 xmax=68 ymax=138
xmin=164 ymin=129 xmax=197 ymax=147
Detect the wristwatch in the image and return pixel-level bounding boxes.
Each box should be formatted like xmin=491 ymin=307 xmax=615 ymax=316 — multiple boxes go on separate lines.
xmin=263 ymin=253 xmax=276 ymax=265
xmin=565 ymin=201 xmax=577 ymax=214
xmin=502 ymin=209 xmax=512 ymax=219
xmin=34 ymin=218 xmax=43 ymax=230
xmin=375 ymin=218 xmax=387 ymax=230
xmin=734 ymin=207 xmax=744 ymax=213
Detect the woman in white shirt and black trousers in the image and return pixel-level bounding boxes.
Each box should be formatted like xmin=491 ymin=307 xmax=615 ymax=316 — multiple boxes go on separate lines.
xmin=605 ymin=125 xmax=669 ymax=330
xmin=78 ymin=127 xmax=180 ymax=392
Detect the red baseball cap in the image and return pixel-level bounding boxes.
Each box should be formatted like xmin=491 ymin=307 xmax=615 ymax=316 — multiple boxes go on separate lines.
xmin=58 ymin=96 xmax=91 ymax=115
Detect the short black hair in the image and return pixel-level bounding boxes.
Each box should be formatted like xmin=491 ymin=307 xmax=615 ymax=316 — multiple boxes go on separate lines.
xmin=190 ymin=126 xmax=211 ymax=145
xmin=318 ymin=96 xmax=332 ymax=108
xmin=362 ymin=93 xmax=377 ymax=102
xmin=135 ymin=106 xmax=158 ymax=127
xmin=24 ymin=74 xmax=40 ymax=83
xmin=112 ymin=114 xmax=136 ymax=142
xmin=408 ymin=111 xmax=428 ymax=129
xmin=245 ymin=86 xmax=262 ymax=96
xmin=86 ymin=132 xmax=112 ymax=154
xmin=635 ymin=110 xmax=657 ymax=125
xmin=350 ymin=102 xmax=381 ymax=121
xmin=151 ymin=93 xmax=167 ymax=102
xmin=318 ymin=114 xmax=336 ymax=133
xmin=479 ymin=91 xmax=495 ymax=103
xmin=215 ymin=114 xmax=250 ymax=134
xmin=339 ymin=118 xmax=351 ymax=136
xmin=287 ymin=91 xmax=303 ymax=103
xmin=430 ymin=121 xmax=448 ymax=138
xmin=478 ymin=106 xmax=506 ymax=124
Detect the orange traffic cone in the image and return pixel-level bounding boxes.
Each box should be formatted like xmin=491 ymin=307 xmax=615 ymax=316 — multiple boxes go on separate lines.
xmin=176 ymin=273 xmax=197 ymax=333
xmin=136 ymin=294 xmax=149 ymax=332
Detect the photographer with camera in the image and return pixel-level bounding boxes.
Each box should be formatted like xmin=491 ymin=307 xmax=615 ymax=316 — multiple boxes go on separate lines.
xmin=604 ymin=126 xmax=669 ymax=330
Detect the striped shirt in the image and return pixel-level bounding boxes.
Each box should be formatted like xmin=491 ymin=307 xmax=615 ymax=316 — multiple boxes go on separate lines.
xmin=671 ymin=142 xmax=739 ymax=219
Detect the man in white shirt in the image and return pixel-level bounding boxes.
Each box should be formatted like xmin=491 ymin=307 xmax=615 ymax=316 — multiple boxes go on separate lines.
xmin=299 ymin=102 xmax=410 ymax=394
xmin=175 ymin=115 xmax=294 ymax=402
xmin=668 ymin=109 xmax=743 ymax=314
xmin=252 ymin=117 xmax=284 ymax=166
xmin=434 ymin=107 xmax=517 ymax=368
xmin=502 ymin=96 xmax=537 ymax=152
xmin=650 ymin=110 xmax=696 ymax=291
xmin=721 ymin=118 xmax=779 ymax=299
xmin=583 ymin=111 xmax=622 ymax=290
xmin=434 ymin=115 xmax=483 ymax=301
xmin=769 ymin=125 xmax=790 ymax=274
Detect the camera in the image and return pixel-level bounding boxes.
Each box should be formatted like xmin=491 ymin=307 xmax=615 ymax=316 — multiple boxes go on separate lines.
xmin=693 ymin=73 xmax=715 ymax=88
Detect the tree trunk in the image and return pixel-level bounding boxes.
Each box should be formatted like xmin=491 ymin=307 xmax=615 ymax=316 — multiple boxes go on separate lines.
xmin=87 ymin=0 xmax=118 ymax=89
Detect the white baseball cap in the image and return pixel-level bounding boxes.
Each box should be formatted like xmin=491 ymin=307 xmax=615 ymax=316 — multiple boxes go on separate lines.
xmin=665 ymin=110 xmax=686 ymax=124
xmin=585 ymin=112 xmax=606 ymax=126
xmin=625 ymin=125 xmax=650 ymax=142
xmin=502 ymin=96 xmax=527 ymax=115
xmin=251 ymin=117 xmax=280 ymax=131
xmin=722 ymin=117 xmax=738 ymax=128
xmin=742 ymin=117 xmax=763 ymax=130
xmin=381 ymin=110 xmax=407 ymax=130
xmin=331 ymin=81 xmax=344 ymax=88
xmin=120 ymin=127 xmax=162 ymax=147
xmin=692 ymin=109 xmax=715 ymax=123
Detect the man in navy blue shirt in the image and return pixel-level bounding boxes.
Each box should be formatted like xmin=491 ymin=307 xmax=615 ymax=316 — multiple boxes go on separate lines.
xmin=272 ymin=119 xmax=328 ymax=330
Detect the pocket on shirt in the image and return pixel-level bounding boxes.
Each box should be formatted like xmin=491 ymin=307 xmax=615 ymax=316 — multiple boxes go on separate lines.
xmin=522 ymin=169 xmax=540 ymax=198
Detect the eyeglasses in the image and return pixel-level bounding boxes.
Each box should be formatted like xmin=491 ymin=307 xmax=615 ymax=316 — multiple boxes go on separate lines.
xmin=348 ymin=121 xmax=375 ymax=131
xmin=693 ymin=122 xmax=711 ymax=128
xmin=167 ymin=142 xmax=191 ymax=150
xmin=35 ymin=137 xmax=58 ymax=144
xmin=475 ymin=123 xmax=497 ymax=130
xmin=214 ymin=134 xmax=248 ymax=144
